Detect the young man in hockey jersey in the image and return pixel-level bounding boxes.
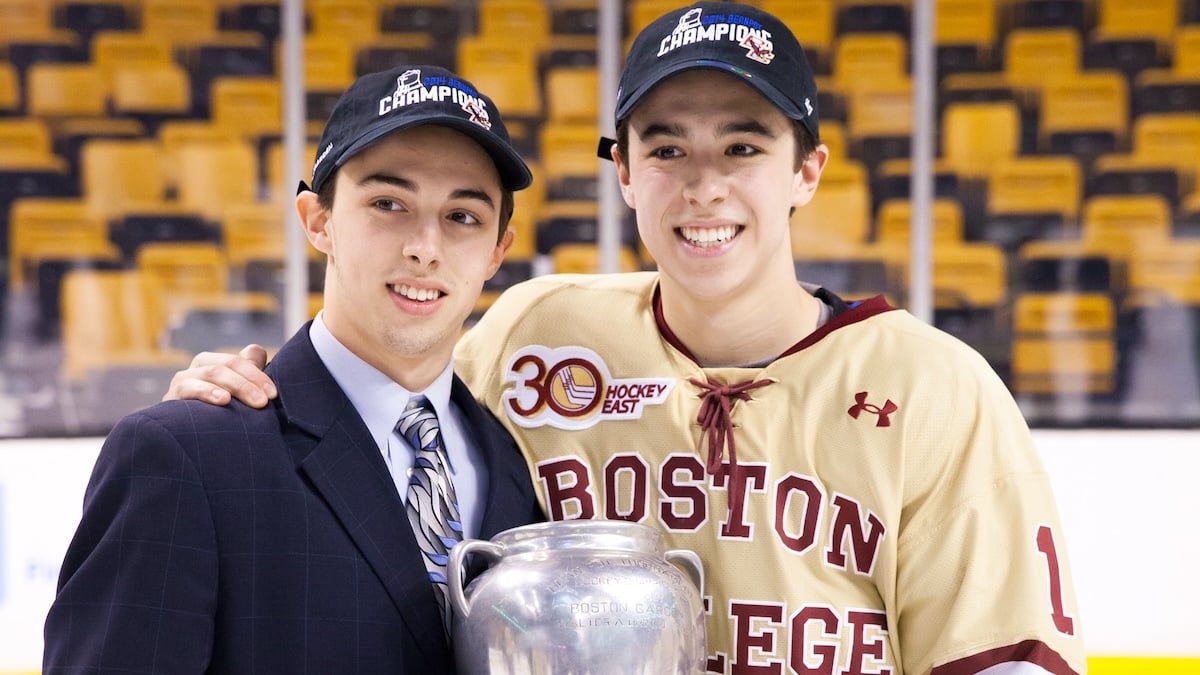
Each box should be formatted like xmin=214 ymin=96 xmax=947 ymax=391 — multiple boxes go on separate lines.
xmin=164 ymin=3 xmax=1086 ymax=673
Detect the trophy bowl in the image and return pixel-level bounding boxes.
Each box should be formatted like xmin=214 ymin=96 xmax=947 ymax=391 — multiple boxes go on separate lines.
xmin=448 ymin=519 xmax=706 ymax=674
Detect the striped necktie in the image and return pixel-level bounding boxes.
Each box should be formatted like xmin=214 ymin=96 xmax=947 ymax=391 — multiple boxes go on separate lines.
xmin=396 ymin=395 xmax=463 ymax=633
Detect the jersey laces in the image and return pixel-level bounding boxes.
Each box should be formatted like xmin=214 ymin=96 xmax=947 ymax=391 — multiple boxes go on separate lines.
xmin=689 ymin=376 xmax=772 ymax=511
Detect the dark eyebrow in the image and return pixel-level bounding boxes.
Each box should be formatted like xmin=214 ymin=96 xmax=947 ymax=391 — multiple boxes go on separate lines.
xmin=450 ymin=188 xmax=496 ymax=210
xmin=359 ymin=173 xmax=417 ymax=191
xmin=718 ymin=119 xmax=777 ymax=138
xmin=637 ymin=119 xmax=778 ymax=142
xmin=359 ymin=173 xmax=495 ymax=210
xmin=637 ymin=122 xmax=685 ymax=141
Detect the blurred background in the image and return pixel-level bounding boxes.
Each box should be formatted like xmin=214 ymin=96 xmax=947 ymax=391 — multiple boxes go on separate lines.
xmin=0 ymin=0 xmax=1197 ymax=672
xmin=1 ymin=0 xmax=1199 ymax=435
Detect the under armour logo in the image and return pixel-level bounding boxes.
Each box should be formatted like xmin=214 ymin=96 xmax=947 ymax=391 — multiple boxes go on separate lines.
xmin=847 ymin=391 xmax=898 ymax=427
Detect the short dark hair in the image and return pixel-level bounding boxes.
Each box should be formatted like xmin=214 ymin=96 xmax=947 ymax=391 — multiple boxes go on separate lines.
xmin=316 ymin=166 xmax=515 ymax=244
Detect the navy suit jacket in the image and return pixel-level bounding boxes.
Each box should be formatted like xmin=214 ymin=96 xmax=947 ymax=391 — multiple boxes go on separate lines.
xmin=44 ymin=324 xmax=543 ymax=674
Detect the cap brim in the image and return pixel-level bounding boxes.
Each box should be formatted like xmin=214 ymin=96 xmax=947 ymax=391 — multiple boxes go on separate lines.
xmin=616 ymin=59 xmax=808 ymax=124
xmin=334 ymin=115 xmax=533 ymax=192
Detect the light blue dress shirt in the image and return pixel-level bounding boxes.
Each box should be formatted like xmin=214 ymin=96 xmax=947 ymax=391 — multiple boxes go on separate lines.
xmin=308 ymin=312 xmax=488 ymax=539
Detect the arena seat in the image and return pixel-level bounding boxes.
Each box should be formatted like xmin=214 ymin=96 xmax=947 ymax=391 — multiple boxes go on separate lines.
xmin=1012 ymin=291 xmax=1117 ymax=394
xmin=941 ymin=100 xmax=1021 ymax=178
xmin=790 ymin=159 xmax=872 ymax=246
xmin=875 ymin=197 xmax=965 ymax=243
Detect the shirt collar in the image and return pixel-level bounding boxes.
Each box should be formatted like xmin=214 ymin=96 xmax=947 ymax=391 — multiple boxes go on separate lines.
xmin=309 ymin=311 xmax=455 ymax=450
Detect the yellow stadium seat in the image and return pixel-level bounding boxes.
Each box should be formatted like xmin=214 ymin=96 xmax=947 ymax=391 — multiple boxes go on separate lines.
xmin=0 ymin=0 xmax=53 ymax=42
xmin=1013 ymin=292 xmax=1116 ymax=394
xmin=140 ymin=0 xmax=219 ymax=44
xmin=941 ymin=100 xmax=1021 ymax=177
xmin=222 ymin=201 xmax=291 ymax=266
xmin=61 ymin=269 xmax=172 ymax=381
xmin=111 ymin=63 xmax=192 ymax=119
xmin=790 ymin=159 xmax=871 ymax=247
xmin=80 ymin=138 xmax=169 ymax=221
xmin=1082 ymin=194 xmax=1172 ymax=253
xmin=158 ymin=121 xmax=243 ymax=186
xmin=987 ymin=155 xmax=1082 ymax=224
xmin=1175 ymin=25 xmax=1200 ymax=78
xmin=457 ymin=36 xmax=542 ymax=119
xmin=936 ymin=0 xmax=998 ymax=64
xmin=26 ymin=62 xmax=108 ymax=117
xmin=545 ymin=66 xmax=599 ymax=125
xmin=1128 ymin=239 xmax=1200 ymax=306
xmin=0 ymin=117 xmax=55 ymax=165
xmin=210 ymin=76 xmax=282 ymax=139
xmin=136 ymin=242 xmax=229 ymax=321
xmin=846 ymin=78 xmax=913 ymax=143
xmin=550 ymin=243 xmax=639 ymax=274
xmin=1038 ymin=70 xmax=1128 ymax=154
xmin=175 ymin=140 xmax=259 ymax=221
xmin=762 ymin=0 xmax=835 ymax=66
xmin=1131 ymin=113 xmax=1200 ymax=175
xmin=1095 ymin=0 xmax=1177 ymax=47
xmin=301 ymin=34 xmax=356 ymax=91
xmin=0 ymin=61 xmax=18 ymax=113
xmin=8 ymin=198 xmax=119 ymax=291
xmin=538 ymin=122 xmax=599 ymax=199
xmin=309 ymin=0 xmax=381 ymax=39
xmin=876 ymin=197 xmax=965 ymax=243
xmin=932 ymin=241 xmax=1007 ymax=309
xmin=1003 ymin=27 xmax=1080 ymax=93
xmin=833 ymin=33 xmax=908 ymax=93
xmin=91 ymin=31 xmax=175 ymax=85
xmin=479 ymin=0 xmax=549 ymax=49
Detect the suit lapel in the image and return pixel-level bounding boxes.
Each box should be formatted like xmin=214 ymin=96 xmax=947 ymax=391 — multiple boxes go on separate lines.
xmin=450 ymin=376 xmax=536 ymax=538
xmin=268 ymin=325 xmax=451 ymax=664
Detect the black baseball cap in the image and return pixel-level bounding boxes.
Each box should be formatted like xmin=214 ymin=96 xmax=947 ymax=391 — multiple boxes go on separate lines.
xmin=614 ymin=2 xmax=819 ymax=140
xmin=302 ymin=64 xmax=532 ymax=194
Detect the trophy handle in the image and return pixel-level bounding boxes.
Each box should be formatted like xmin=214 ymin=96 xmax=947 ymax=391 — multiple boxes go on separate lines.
xmin=448 ymin=539 xmax=503 ymax=620
xmin=665 ymin=549 xmax=705 ymax=599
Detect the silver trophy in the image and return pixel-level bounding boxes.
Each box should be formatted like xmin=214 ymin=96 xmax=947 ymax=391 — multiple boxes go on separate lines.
xmin=448 ymin=520 xmax=706 ymax=674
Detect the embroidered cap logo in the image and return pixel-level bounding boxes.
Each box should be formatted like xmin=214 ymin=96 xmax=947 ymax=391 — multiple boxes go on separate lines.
xmin=740 ymin=33 xmax=775 ymax=64
xmin=377 ymin=68 xmax=493 ymax=130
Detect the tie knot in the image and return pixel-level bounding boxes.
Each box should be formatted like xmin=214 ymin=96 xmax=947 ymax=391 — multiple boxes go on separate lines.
xmin=397 ymin=396 xmax=441 ymax=452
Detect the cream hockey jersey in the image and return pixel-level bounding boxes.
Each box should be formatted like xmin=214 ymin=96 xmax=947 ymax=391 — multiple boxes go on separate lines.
xmin=455 ymin=272 xmax=1085 ymax=675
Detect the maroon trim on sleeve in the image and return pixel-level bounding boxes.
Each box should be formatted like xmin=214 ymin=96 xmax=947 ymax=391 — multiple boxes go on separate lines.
xmin=929 ymin=640 xmax=1080 ymax=675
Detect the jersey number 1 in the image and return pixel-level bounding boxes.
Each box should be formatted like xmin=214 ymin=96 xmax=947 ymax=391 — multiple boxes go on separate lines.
xmin=1036 ymin=524 xmax=1075 ymax=636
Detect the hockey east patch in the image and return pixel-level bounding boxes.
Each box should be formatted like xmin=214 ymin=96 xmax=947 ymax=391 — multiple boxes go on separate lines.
xmin=502 ymin=345 xmax=674 ymax=430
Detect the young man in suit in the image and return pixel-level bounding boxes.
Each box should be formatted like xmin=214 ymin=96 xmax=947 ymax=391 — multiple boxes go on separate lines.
xmin=43 ymin=64 xmax=543 ymax=674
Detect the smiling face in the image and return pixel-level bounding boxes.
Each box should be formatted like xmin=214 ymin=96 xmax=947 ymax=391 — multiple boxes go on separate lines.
xmin=298 ymin=125 xmax=512 ymax=390
xmin=614 ymin=69 xmax=827 ymax=309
